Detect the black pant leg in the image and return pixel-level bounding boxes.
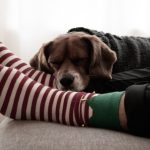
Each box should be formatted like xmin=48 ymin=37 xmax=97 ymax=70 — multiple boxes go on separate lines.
xmin=125 ymin=83 xmax=150 ymax=137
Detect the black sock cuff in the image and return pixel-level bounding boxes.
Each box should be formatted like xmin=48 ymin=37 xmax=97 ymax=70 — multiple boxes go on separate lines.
xmin=125 ymin=83 xmax=150 ymax=137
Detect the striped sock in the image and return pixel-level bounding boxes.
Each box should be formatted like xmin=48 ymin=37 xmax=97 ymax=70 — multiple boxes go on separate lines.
xmin=0 ymin=42 xmax=55 ymax=87
xmin=0 ymin=65 xmax=96 ymax=126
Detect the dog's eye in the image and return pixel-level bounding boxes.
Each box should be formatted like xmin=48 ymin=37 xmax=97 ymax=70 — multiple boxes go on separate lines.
xmin=50 ymin=61 xmax=62 ymax=68
xmin=49 ymin=59 xmax=62 ymax=64
xmin=72 ymin=58 xmax=87 ymax=66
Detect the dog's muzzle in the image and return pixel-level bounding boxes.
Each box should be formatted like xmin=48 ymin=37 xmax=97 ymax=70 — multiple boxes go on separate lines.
xmin=60 ymin=74 xmax=75 ymax=88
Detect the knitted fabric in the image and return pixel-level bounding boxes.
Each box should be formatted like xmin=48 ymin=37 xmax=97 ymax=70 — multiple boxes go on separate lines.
xmin=68 ymin=27 xmax=150 ymax=73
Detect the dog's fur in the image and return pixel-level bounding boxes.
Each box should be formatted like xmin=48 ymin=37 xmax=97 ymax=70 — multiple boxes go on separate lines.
xmin=30 ymin=30 xmax=150 ymax=91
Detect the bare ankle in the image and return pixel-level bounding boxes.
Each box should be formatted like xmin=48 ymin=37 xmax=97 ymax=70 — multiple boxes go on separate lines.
xmin=119 ymin=93 xmax=128 ymax=130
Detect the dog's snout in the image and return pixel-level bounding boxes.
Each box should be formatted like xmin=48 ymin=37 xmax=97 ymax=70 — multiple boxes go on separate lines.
xmin=60 ymin=74 xmax=74 ymax=87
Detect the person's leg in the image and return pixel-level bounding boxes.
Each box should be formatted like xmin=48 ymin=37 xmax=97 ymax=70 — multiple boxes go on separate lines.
xmin=124 ymin=83 xmax=150 ymax=137
xmin=86 ymin=82 xmax=150 ymax=137
xmin=0 ymin=42 xmax=55 ymax=87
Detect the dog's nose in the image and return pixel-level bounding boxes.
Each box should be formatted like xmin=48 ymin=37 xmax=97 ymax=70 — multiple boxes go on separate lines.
xmin=60 ymin=74 xmax=74 ymax=87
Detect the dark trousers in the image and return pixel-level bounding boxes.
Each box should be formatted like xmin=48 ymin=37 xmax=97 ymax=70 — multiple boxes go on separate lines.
xmin=86 ymin=67 xmax=150 ymax=137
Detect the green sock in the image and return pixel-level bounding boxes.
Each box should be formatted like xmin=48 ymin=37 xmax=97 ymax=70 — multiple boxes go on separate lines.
xmin=86 ymin=91 xmax=124 ymax=130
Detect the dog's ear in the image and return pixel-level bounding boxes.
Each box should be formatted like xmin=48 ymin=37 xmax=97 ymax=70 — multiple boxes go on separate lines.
xmin=30 ymin=42 xmax=54 ymax=73
xmin=81 ymin=35 xmax=117 ymax=79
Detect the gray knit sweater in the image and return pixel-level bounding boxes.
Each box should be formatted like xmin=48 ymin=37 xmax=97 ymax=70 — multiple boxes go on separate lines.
xmin=68 ymin=27 xmax=150 ymax=73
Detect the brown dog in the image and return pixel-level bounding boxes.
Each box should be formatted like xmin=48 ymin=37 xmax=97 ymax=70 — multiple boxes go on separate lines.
xmin=30 ymin=32 xmax=117 ymax=91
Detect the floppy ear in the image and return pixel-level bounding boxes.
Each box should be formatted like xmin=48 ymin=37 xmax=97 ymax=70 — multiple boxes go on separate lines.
xmin=30 ymin=42 xmax=54 ymax=73
xmin=82 ymin=35 xmax=117 ymax=79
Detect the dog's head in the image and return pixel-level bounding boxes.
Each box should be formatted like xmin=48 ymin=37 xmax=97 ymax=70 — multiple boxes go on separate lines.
xmin=30 ymin=32 xmax=117 ymax=91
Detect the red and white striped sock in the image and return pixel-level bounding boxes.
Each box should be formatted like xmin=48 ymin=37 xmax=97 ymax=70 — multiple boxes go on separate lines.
xmin=0 ymin=65 xmax=96 ymax=126
xmin=0 ymin=42 xmax=55 ymax=87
